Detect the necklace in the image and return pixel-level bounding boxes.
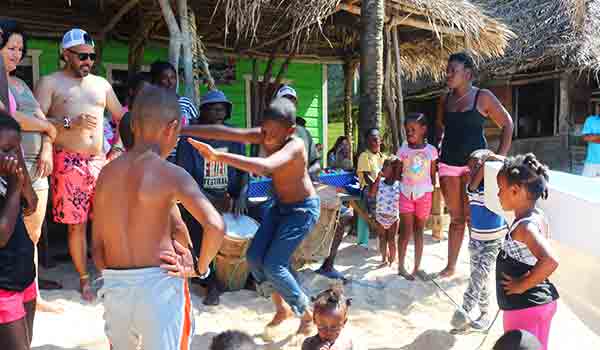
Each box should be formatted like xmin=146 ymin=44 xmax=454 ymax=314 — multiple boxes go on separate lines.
xmin=453 ymin=87 xmax=473 ymax=104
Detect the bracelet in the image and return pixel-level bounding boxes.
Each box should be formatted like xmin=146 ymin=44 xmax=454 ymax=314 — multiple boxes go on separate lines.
xmin=63 ymin=117 xmax=71 ymax=130
xmin=188 ymin=244 xmax=210 ymax=279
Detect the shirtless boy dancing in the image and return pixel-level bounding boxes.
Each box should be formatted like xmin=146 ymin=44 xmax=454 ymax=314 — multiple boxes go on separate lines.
xmin=92 ymin=86 xmax=224 ymax=350
xmin=185 ymin=97 xmax=320 ymax=335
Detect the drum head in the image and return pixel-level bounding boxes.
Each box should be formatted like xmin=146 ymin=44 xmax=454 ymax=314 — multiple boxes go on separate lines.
xmin=223 ymin=213 xmax=259 ymax=239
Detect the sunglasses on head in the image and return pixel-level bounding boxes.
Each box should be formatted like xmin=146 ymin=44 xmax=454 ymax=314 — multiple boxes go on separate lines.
xmin=67 ymin=49 xmax=96 ymax=61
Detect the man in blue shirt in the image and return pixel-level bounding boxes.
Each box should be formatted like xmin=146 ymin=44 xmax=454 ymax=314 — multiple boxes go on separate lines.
xmin=582 ymin=104 xmax=600 ymax=177
xmin=177 ymin=90 xmax=248 ymax=305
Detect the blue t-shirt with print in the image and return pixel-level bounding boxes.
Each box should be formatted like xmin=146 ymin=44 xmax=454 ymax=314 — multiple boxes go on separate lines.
xmin=176 ymin=135 xmax=246 ymax=198
xmin=582 ymin=115 xmax=600 ymax=164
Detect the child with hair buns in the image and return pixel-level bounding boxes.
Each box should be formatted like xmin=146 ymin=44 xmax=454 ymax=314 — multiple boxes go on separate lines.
xmin=496 ymin=153 xmax=559 ymax=350
xmin=302 ymin=286 xmax=365 ymax=350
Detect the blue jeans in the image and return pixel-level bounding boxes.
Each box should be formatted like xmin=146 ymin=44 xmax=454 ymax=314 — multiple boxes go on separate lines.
xmin=247 ymin=196 xmax=320 ymax=316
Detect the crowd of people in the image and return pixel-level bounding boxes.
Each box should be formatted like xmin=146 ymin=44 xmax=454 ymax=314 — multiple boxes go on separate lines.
xmin=0 ymin=20 xmax=564 ymax=350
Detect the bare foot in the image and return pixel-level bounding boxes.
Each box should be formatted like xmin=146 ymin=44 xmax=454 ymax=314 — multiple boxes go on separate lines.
xmin=414 ymin=270 xmax=429 ymax=281
xmin=437 ymin=267 xmax=456 ymax=279
xmin=80 ymin=277 xmax=96 ymax=302
xmin=297 ymin=318 xmax=316 ymax=336
xmin=266 ymin=308 xmax=294 ymax=328
xmin=398 ymin=268 xmax=415 ymax=281
xmin=36 ymin=298 xmax=64 ymax=314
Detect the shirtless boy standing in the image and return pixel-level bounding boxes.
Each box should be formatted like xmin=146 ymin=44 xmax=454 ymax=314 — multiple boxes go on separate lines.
xmin=92 ymin=86 xmax=224 ymax=350
xmin=35 ymin=29 xmax=124 ymax=301
xmin=184 ymin=97 xmax=320 ymax=335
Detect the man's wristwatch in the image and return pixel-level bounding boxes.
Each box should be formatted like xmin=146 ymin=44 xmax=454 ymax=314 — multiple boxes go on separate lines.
xmin=63 ymin=116 xmax=71 ymax=130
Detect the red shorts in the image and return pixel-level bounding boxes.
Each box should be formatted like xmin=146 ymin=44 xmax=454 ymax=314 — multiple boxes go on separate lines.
xmin=0 ymin=282 xmax=37 ymax=324
xmin=52 ymin=149 xmax=106 ymax=224
xmin=438 ymin=162 xmax=470 ymax=178
xmin=399 ymin=192 xmax=432 ymax=220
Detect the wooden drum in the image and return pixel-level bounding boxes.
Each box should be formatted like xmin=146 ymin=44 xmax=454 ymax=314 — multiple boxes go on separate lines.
xmin=215 ymin=213 xmax=259 ymax=291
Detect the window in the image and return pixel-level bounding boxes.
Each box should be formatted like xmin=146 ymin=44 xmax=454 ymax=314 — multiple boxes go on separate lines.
xmin=14 ymin=49 xmax=41 ymax=90
xmin=513 ymin=79 xmax=558 ymax=138
xmin=104 ymin=64 xmax=150 ymax=105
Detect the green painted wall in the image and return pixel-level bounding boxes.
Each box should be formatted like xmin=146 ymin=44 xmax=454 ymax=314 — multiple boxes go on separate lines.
xmin=199 ymin=59 xmax=324 ymax=145
xmin=28 ymin=39 xmax=325 ymax=146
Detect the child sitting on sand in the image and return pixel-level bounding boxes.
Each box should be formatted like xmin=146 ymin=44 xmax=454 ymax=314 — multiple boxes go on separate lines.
xmin=451 ymin=149 xmax=508 ymax=331
xmin=0 ymin=115 xmax=36 ymax=350
xmin=496 ymin=153 xmax=559 ymax=350
xmin=210 ymin=330 xmax=257 ymax=350
xmin=396 ymin=113 xmax=438 ymax=280
xmin=302 ymin=286 xmax=364 ymax=350
xmin=184 ymin=98 xmax=320 ymax=336
xmin=369 ymin=157 xmax=401 ymax=266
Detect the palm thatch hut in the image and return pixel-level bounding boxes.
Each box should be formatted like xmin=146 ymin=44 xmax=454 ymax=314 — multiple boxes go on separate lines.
xmin=1 ymin=0 xmax=512 ymax=151
xmin=405 ymin=0 xmax=600 ymax=173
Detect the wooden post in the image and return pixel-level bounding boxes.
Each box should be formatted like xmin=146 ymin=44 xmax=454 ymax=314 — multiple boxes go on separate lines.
xmin=392 ymin=27 xmax=406 ymax=143
xmin=158 ymin=0 xmax=182 ymax=88
xmin=178 ymin=0 xmax=196 ymax=103
xmin=383 ymin=29 xmax=400 ymax=153
xmin=343 ymin=60 xmax=357 ymax=162
xmin=558 ymin=72 xmax=571 ymax=135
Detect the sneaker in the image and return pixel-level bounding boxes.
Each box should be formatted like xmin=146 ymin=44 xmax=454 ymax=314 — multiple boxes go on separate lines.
xmin=471 ymin=313 xmax=491 ymax=330
xmin=450 ymin=309 xmax=470 ymax=329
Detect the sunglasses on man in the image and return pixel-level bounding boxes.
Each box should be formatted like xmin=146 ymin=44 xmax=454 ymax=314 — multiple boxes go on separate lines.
xmin=67 ymin=49 xmax=96 ymax=61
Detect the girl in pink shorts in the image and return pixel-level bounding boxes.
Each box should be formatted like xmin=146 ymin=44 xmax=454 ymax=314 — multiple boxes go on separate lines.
xmin=397 ymin=113 xmax=438 ymax=280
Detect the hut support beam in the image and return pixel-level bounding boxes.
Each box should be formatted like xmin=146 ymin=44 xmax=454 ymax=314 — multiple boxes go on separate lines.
xmin=343 ymin=60 xmax=357 ymax=160
xmin=158 ymin=0 xmax=200 ymax=102
xmin=100 ymin=0 xmax=141 ymax=38
xmin=558 ymin=72 xmax=571 ymax=135
xmin=178 ymin=0 xmax=197 ymax=104
xmin=392 ymin=27 xmax=406 ymax=143
xmin=383 ymin=31 xmax=399 ymax=153
xmin=158 ymin=0 xmax=182 ymax=78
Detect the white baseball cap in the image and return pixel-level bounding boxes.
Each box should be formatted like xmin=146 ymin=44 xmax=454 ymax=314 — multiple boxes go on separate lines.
xmin=61 ymin=29 xmax=95 ymax=50
xmin=275 ymin=85 xmax=297 ymax=100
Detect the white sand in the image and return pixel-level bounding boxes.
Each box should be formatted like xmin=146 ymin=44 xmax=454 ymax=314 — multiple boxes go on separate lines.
xmin=32 ymin=232 xmax=600 ymax=350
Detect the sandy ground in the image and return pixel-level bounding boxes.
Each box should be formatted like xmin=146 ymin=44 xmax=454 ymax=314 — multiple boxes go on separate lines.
xmin=31 ymin=232 xmax=600 ymax=350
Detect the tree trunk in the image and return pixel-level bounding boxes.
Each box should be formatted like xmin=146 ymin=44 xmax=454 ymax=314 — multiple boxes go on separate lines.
xmin=343 ymin=60 xmax=357 ymax=162
xmin=358 ymin=0 xmax=385 ymax=153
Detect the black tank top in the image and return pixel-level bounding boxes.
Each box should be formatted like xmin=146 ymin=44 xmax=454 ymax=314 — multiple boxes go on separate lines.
xmin=0 ymin=195 xmax=35 ymax=291
xmin=440 ymin=89 xmax=487 ymax=166
xmin=496 ymin=215 xmax=559 ymax=311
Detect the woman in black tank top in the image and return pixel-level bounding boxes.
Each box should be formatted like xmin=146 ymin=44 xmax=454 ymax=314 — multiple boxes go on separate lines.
xmin=434 ymin=53 xmax=514 ymax=278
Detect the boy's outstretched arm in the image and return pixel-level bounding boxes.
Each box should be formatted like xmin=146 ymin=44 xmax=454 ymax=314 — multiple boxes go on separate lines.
xmin=182 ymin=125 xmax=264 ymax=145
xmin=188 ymin=138 xmax=302 ymax=177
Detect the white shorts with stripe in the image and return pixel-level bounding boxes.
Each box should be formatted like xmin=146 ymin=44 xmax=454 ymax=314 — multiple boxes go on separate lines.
xmin=99 ymin=267 xmax=194 ymax=350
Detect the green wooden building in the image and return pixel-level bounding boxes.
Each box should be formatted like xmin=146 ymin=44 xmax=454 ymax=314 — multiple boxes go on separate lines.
xmin=18 ymin=38 xmax=329 ymax=156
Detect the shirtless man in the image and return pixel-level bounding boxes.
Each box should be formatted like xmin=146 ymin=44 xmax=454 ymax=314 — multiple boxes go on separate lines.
xmin=34 ymin=29 xmax=124 ymax=301
xmin=92 ymin=86 xmax=224 ymax=350
xmin=184 ymin=98 xmax=320 ymax=336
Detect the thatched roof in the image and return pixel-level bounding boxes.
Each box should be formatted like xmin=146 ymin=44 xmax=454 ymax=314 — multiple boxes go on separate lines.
xmin=0 ymin=0 xmax=513 ymax=81
xmin=475 ymin=0 xmax=600 ymax=76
